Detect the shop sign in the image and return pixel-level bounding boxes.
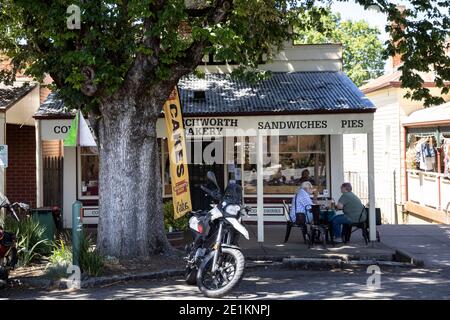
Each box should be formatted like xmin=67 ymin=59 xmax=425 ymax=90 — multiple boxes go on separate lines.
xmin=257 ymin=118 xmax=365 ymax=131
xmin=83 ymin=207 xmax=99 ymax=217
xmin=184 ymin=118 xmax=239 ymax=136
xmin=157 ymin=113 xmax=372 ymax=138
xmin=0 ymin=145 xmax=7 ymax=168
xmin=163 ymin=87 xmax=193 ymax=219
xmin=40 ymin=119 xmax=73 ymax=140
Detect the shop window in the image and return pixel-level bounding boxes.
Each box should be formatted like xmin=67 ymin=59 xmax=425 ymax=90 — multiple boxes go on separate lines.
xmin=80 ymin=147 xmax=99 ymax=197
xmin=406 ymin=135 xmax=438 ymax=172
xmin=243 ymin=135 xmax=328 ymax=195
xmin=225 ymin=136 xmax=243 ymax=186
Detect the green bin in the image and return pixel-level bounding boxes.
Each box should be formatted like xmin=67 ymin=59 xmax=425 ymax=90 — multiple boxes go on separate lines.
xmin=30 ymin=207 xmax=56 ymax=241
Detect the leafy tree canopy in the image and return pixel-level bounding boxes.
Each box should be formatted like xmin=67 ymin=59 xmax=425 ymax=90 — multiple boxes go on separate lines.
xmin=294 ymin=7 xmax=385 ymax=87
xmin=0 ymin=0 xmax=449 ymax=110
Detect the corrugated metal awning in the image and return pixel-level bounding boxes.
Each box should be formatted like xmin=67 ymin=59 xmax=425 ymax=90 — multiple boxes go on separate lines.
xmin=403 ymin=102 xmax=450 ymax=126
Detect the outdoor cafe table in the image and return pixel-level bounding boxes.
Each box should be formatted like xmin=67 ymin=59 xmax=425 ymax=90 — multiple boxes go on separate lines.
xmin=318 ymin=208 xmax=338 ymax=242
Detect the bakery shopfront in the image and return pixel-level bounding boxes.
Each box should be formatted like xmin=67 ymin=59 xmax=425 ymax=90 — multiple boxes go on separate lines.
xmin=34 ymin=71 xmax=377 ymax=242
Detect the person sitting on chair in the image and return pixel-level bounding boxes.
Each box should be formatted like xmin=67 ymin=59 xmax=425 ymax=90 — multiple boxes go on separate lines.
xmin=331 ymin=182 xmax=366 ymax=243
xmin=290 ymin=181 xmax=316 ymax=225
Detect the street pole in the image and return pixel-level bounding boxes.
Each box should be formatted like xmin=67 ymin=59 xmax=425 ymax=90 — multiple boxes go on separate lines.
xmin=72 ymin=201 xmax=83 ymax=266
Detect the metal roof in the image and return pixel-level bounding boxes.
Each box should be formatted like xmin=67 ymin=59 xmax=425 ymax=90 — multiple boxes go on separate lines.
xmin=0 ymin=83 xmax=36 ymax=110
xmin=403 ymin=101 xmax=450 ymax=126
xmin=36 ymin=71 xmax=374 ymax=118
xmin=34 ymin=92 xmax=73 ymax=118
xmin=178 ymin=72 xmax=374 ymax=116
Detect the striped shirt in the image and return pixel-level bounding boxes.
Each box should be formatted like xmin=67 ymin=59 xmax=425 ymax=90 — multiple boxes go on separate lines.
xmin=290 ymin=188 xmax=313 ymax=223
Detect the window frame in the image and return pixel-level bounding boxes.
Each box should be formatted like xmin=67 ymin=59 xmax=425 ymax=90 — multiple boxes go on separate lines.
xmin=225 ymin=135 xmax=331 ymax=198
xmin=77 ymin=146 xmax=100 ymax=200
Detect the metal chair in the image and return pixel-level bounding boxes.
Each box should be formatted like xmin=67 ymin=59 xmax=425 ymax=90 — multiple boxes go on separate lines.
xmin=282 ymin=200 xmax=308 ymax=244
xmin=343 ymin=207 xmax=381 ymax=244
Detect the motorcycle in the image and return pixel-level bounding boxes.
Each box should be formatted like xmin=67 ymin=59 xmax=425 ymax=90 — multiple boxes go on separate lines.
xmin=184 ymin=171 xmax=251 ymax=298
xmin=0 ymin=193 xmax=29 ymax=282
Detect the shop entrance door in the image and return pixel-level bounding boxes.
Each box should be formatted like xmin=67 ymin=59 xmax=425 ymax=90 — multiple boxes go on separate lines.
xmin=188 ymin=139 xmax=224 ymax=211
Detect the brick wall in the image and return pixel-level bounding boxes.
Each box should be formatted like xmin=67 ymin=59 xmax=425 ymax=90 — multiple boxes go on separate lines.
xmin=6 ymin=124 xmax=37 ymax=207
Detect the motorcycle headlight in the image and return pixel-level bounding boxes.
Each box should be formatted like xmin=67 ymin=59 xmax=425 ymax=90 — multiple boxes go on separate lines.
xmin=225 ymin=205 xmax=240 ymax=216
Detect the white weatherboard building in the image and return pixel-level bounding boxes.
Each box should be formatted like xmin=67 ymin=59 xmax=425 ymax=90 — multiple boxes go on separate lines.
xmin=34 ymin=43 xmax=379 ymax=242
xmin=343 ymin=66 xmax=450 ymax=224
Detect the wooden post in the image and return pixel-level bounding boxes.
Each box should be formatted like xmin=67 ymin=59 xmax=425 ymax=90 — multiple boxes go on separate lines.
xmin=367 ymin=132 xmax=376 ymax=242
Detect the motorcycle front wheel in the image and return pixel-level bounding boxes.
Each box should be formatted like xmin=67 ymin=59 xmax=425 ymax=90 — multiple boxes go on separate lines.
xmin=0 ymin=266 xmax=9 ymax=281
xmin=185 ymin=267 xmax=197 ymax=285
xmin=196 ymin=247 xmax=245 ymax=298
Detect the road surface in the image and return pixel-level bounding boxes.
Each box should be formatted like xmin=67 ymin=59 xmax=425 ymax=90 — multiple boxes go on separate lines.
xmin=2 ymin=266 xmax=450 ymax=300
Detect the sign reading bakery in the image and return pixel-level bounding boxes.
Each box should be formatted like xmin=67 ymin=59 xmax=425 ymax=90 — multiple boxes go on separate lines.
xmin=184 ymin=118 xmax=239 ymax=136
xmin=155 ymin=113 xmax=373 ymax=138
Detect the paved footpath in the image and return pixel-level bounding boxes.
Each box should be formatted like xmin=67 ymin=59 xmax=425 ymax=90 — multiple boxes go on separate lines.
xmin=379 ymin=224 xmax=450 ymax=269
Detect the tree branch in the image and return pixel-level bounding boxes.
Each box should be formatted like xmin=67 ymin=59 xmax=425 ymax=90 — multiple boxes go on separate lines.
xmin=149 ymin=0 xmax=232 ymax=107
xmin=121 ymin=0 xmax=166 ymax=93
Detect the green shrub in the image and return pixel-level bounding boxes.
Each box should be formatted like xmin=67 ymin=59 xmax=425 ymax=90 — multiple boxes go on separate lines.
xmin=49 ymin=239 xmax=72 ymax=267
xmin=47 ymin=231 xmax=103 ymax=277
xmin=79 ymin=231 xmax=104 ymax=277
xmin=163 ymin=200 xmax=189 ymax=232
xmin=3 ymin=216 xmax=52 ymax=266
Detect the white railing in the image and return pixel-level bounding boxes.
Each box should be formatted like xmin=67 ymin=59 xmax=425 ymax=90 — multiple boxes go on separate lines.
xmin=344 ymin=171 xmax=395 ymax=224
xmin=407 ymin=169 xmax=450 ymax=212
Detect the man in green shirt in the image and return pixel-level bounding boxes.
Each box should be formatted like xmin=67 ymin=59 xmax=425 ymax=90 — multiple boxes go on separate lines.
xmin=331 ymin=182 xmax=366 ymax=243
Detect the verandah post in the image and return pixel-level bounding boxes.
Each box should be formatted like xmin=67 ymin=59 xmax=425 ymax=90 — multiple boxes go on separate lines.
xmin=256 ymin=131 xmax=264 ymax=242
xmin=367 ymin=131 xmax=376 ymax=242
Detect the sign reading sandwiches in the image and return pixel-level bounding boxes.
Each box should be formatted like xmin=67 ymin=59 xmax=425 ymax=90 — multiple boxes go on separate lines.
xmin=163 ymin=87 xmax=192 ymax=219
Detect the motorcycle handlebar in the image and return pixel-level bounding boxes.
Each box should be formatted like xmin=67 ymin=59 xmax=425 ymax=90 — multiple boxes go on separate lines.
xmin=200 ymin=185 xmax=221 ymax=201
xmin=1 ymin=202 xmax=28 ymax=222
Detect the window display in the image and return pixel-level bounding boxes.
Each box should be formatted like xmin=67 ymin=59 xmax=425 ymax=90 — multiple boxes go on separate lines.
xmin=406 ymin=135 xmax=438 ymax=172
xmin=80 ymin=147 xmax=99 ymax=197
xmin=242 ymin=135 xmax=328 ymax=195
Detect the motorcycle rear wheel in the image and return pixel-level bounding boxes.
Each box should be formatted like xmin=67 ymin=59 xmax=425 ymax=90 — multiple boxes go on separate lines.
xmin=196 ymin=247 xmax=245 ymax=298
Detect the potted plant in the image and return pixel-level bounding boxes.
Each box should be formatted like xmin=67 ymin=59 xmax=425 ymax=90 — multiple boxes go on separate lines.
xmin=163 ymin=200 xmax=189 ymax=247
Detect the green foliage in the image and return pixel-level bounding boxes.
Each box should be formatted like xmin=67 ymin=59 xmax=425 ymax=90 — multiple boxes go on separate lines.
xmin=163 ymin=200 xmax=189 ymax=232
xmin=3 ymin=216 xmax=52 ymax=266
xmin=0 ymin=1 xmax=447 ymax=107
xmin=49 ymin=239 xmax=72 ymax=267
xmin=47 ymin=232 xmax=103 ymax=277
xmin=79 ymin=231 xmax=104 ymax=277
xmin=294 ymin=7 xmax=385 ymax=86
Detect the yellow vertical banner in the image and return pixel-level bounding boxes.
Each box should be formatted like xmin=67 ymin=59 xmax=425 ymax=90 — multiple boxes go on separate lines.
xmin=163 ymin=87 xmax=192 ymax=219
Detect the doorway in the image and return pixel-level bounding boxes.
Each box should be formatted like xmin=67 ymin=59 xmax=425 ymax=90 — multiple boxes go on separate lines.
xmin=188 ymin=138 xmax=224 ymax=210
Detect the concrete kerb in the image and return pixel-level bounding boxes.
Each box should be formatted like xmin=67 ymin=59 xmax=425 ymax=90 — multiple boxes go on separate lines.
xmin=393 ymin=249 xmax=425 ymax=267
xmin=10 ymin=262 xmax=280 ymax=290
xmin=10 ymin=269 xmax=186 ymax=290
xmin=282 ymin=257 xmax=417 ymax=270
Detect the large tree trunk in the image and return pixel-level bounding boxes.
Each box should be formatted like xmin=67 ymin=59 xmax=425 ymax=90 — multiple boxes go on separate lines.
xmin=96 ymin=97 xmax=171 ymax=258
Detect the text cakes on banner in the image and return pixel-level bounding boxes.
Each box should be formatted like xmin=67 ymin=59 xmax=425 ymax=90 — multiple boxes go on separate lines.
xmin=163 ymin=87 xmax=192 ymax=219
